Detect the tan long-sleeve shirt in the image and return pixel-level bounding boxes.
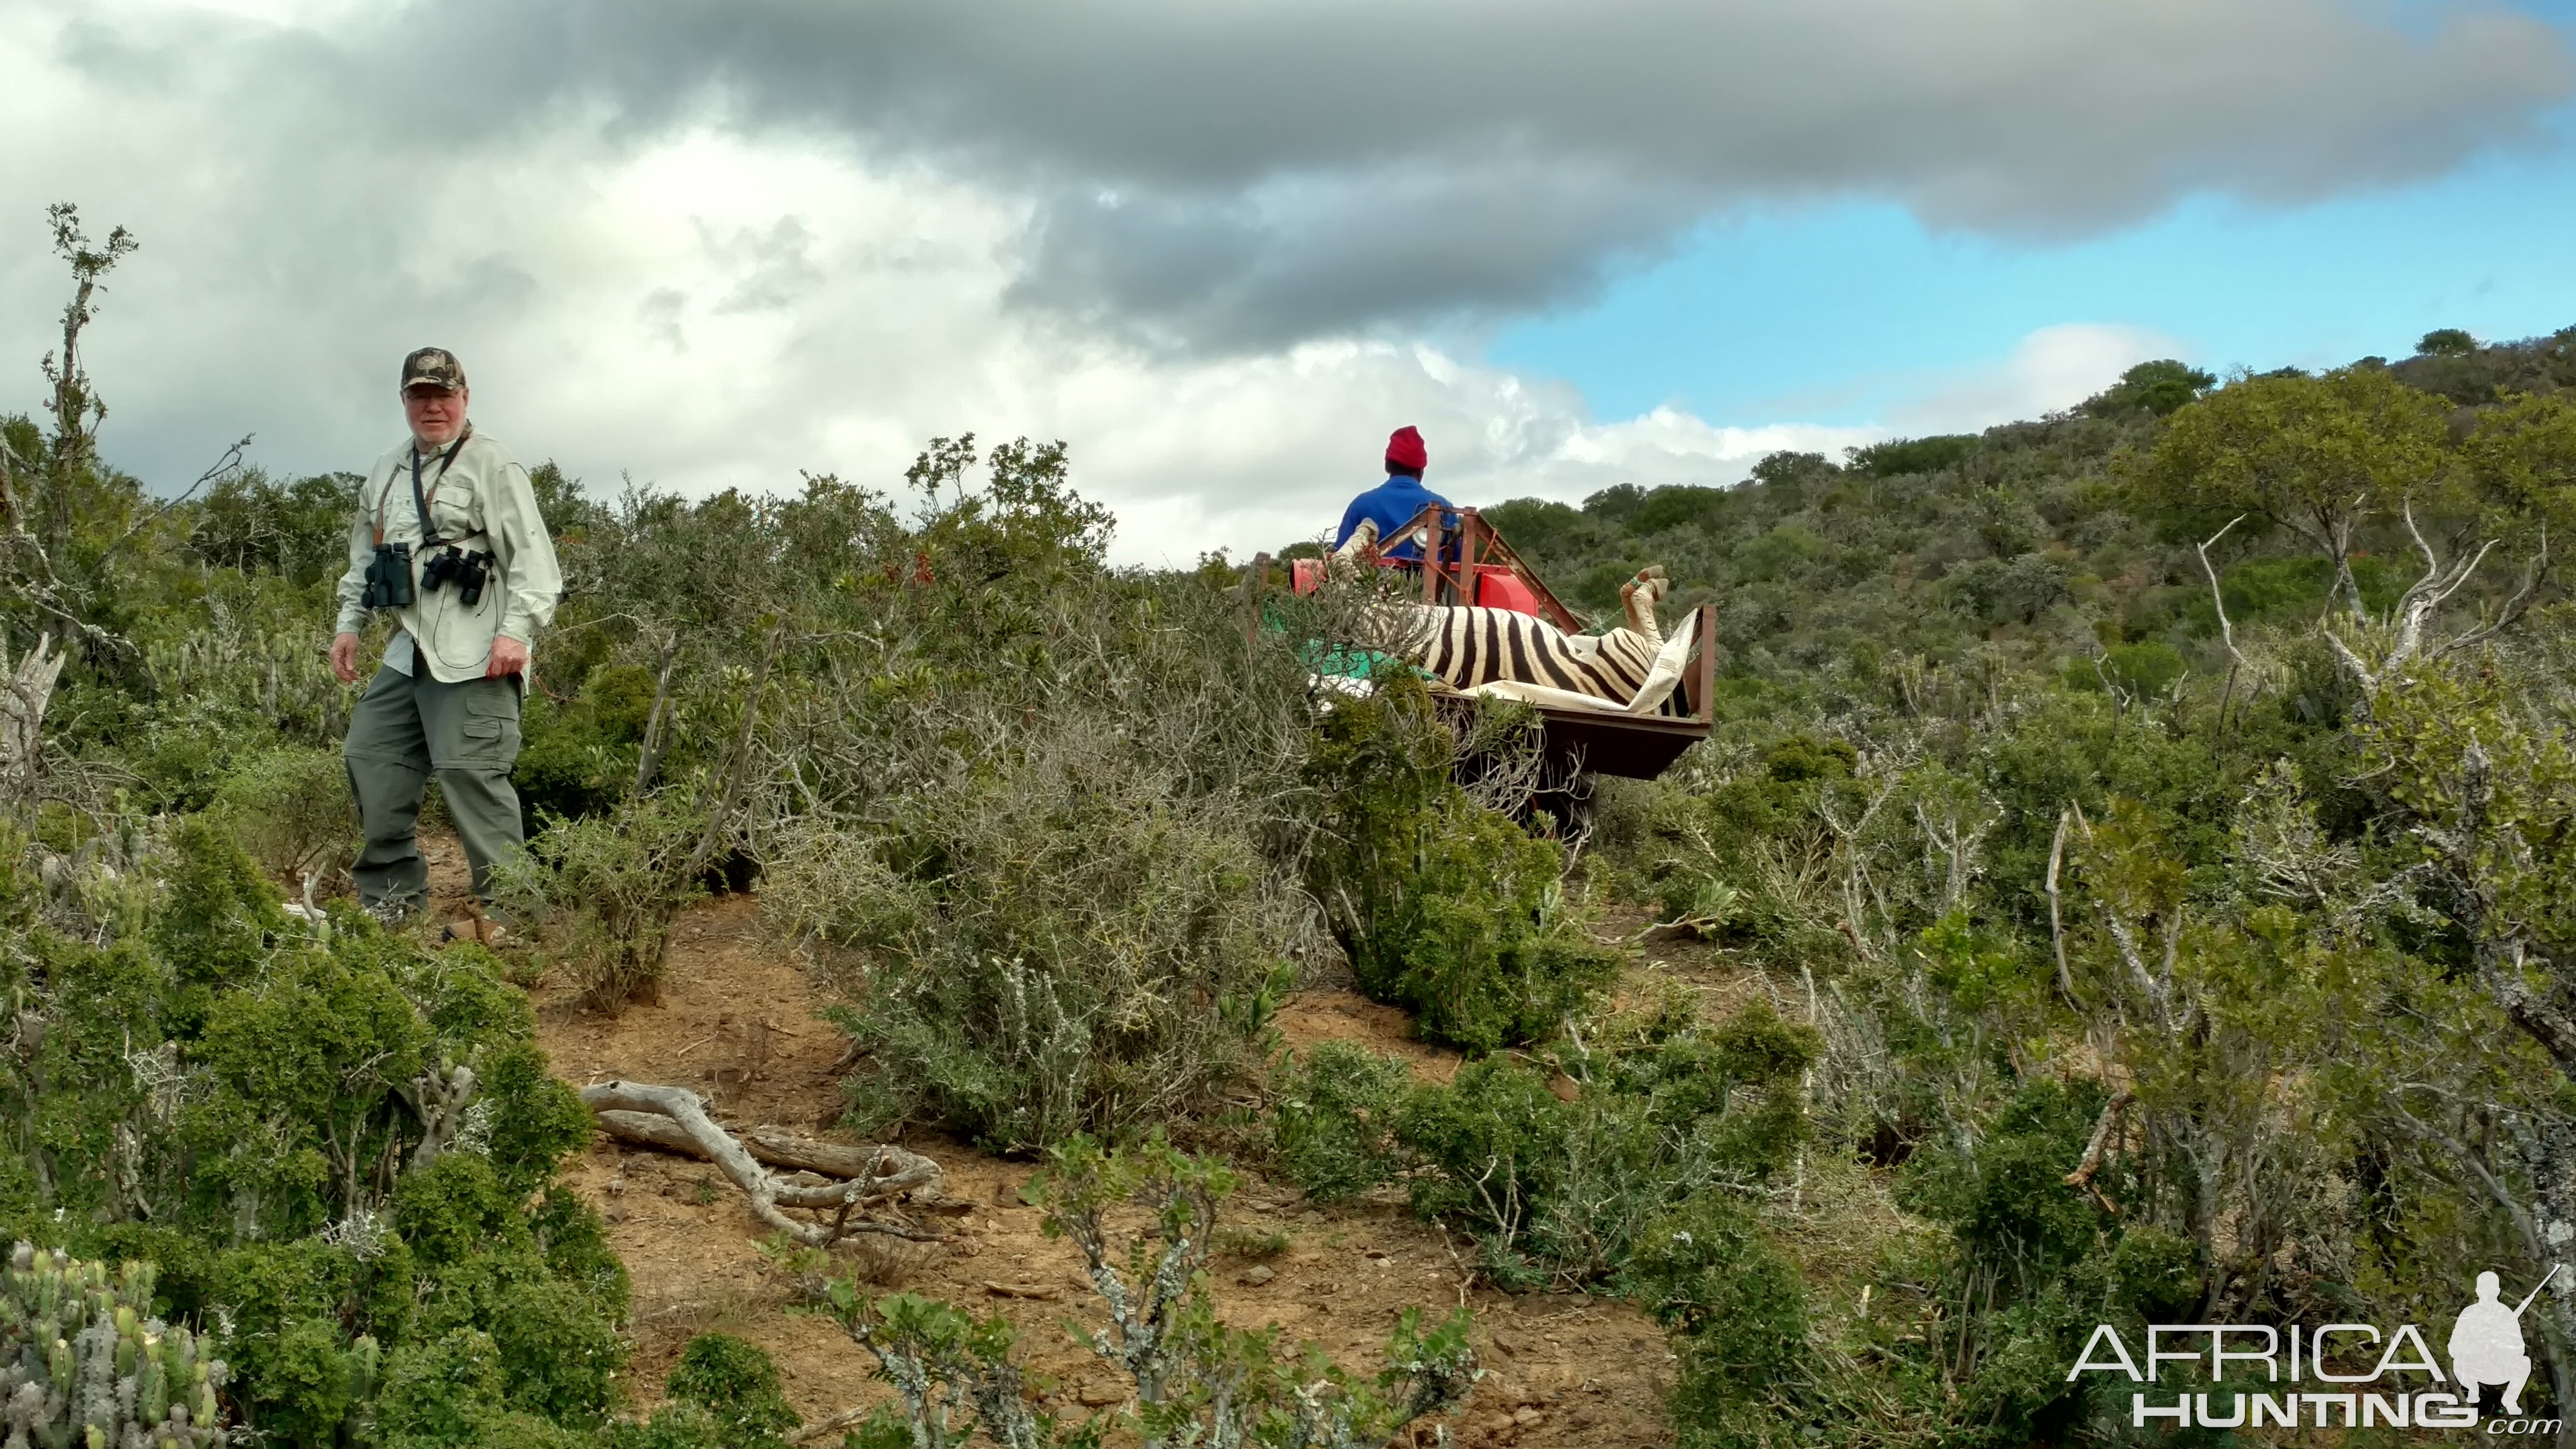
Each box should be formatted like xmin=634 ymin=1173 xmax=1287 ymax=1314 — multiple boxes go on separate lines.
xmin=334 ymin=429 xmax=564 ymax=683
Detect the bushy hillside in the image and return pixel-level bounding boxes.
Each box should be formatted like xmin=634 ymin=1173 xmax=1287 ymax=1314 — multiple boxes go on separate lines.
xmin=13 ymin=201 xmax=2576 ymax=1447
xmin=1485 ymin=333 xmax=2575 ymax=691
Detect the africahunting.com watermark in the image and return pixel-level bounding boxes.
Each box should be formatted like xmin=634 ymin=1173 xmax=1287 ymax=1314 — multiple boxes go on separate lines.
xmin=2066 ymin=1268 xmax=2564 ymax=1433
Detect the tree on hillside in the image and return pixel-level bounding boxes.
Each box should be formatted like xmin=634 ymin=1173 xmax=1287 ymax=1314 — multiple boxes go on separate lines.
xmin=2082 ymin=359 xmax=2215 ymax=418
xmin=1850 ymin=434 xmax=1977 ymax=478
xmin=2466 ymin=390 xmax=2576 ymax=531
xmin=2139 ymin=366 xmax=2455 ymax=622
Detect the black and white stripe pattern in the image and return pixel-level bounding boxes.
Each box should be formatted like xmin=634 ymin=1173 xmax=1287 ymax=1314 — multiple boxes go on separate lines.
xmin=1394 ymin=568 xmax=1675 ymax=708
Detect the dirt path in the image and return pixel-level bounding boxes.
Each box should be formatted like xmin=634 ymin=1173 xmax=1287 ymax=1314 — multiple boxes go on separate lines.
xmin=454 ymin=858 xmax=1680 ymax=1447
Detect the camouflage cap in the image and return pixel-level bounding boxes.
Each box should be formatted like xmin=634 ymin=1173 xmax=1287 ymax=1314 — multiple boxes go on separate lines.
xmin=399 ymin=347 xmax=468 ymax=393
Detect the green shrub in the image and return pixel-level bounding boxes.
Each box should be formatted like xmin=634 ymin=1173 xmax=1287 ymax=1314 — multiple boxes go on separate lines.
xmin=1628 ymin=733 xmax=1859 ymax=968
xmin=662 ymin=1334 xmax=799 ymax=1449
xmin=2091 ymin=640 xmax=2186 ymax=697
xmin=1270 ymin=1041 xmax=1412 ymax=1203
xmin=1395 ymin=1059 xmax=1575 ymax=1284
xmin=369 ymin=1326 xmax=610 ymax=1449
xmin=373 ymin=1328 xmax=500 ymax=1445
xmin=601 ymin=1327 xmax=798 ymax=1448
xmin=2080 ymin=359 xmax=2214 ymax=417
xmin=512 ymin=663 xmax=663 ymax=825
xmin=794 ymin=726 xmax=1299 ymax=1152
xmin=1897 ymin=1077 xmax=2117 ymax=1280
xmin=0 ymin=821 xmax=624 ymax=1444
xmin=204 ymin=1240 xmax=408 ymax=1440
xmin=487 ymin=1275 xmax=627 ymax=1426
xmin=604 ymin=1404 xmax=726 ymax=1449
xmin=211 ymin=744 xmax=354 ymax=887
xmin=1852 ymin=434 xmax=1977 ymax=477
xmin=1844 ymin=1078 xmax=2161 ymax=1449
xmin=826 ymin=1138 xmax=1477 ymax=1449
xmin=1377 ymin=999 xmax=1819 ymax=1287
xmin=184 ymin=467 xmax=357 ymax=586
xmin=1305 ymin=677 xmax=1615 ymax=1051
xmin=1621 ymin=1195 xmax=1808 ymax=1449
xmin=492 ymin=792 xmax=708 ymax=1010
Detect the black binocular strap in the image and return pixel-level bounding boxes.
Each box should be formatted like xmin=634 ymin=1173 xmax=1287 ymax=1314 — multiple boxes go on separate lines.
xmin=409 ymin=429 xmax=470 ymax=546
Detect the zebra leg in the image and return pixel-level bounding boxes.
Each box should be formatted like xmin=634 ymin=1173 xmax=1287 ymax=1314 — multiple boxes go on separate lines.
xmin=1333 ymin=516 xmax=1381 ymax=562
xmin=1619 ymin=565 xmax=1670 ymax=646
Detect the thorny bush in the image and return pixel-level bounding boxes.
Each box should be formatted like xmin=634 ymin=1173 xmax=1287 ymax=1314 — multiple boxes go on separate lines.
xmin=825 ymin=1137 xmax=1478 ymax=1449
xmin=1270 ymin=994 xmax=1819 ymax=1289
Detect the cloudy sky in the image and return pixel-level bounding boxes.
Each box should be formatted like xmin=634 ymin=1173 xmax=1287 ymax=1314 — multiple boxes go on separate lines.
xmin=4 ymin=0 xmax=2575 ymax=565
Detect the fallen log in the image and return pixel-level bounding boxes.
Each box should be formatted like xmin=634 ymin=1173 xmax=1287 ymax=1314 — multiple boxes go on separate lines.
xmin=744 ymin=1125 xmax=919 ymax=1182
xmin=581 ymin=1081 xmax=948 ymax=1245
xmin=592 ymin=1110 xmax=962 ymax=1212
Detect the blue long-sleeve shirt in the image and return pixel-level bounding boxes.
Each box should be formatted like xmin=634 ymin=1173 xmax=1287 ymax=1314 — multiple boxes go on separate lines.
xmin=1332 ymin=476 xmax=1451 ymax=560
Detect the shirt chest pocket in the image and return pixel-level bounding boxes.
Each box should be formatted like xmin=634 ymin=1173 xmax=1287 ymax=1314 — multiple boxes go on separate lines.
xmin=426 ymin=484 xmax=480 ymax=541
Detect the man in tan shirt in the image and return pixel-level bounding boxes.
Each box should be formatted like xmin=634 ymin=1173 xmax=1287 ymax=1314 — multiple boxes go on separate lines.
xmin=331 ymin=347 xmax=563 ymax=917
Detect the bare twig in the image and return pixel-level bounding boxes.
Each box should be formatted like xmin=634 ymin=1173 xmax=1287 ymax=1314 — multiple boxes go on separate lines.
xmin=629 ymin=632 xmax=681 ymax=798
xmin=97 ymin=433 xmax=251 ymax=568
xmin=0 ymin=433 xmax=22 ymax=536
xmin=685 ymin=617 xmax=788 ymax=877
xmin=2428 ymin=520 xmax=2550 ymax=667
xmin=2325 ymin=498 xmax=2549 ymax=707
xmin=2196 ymin=515 xmax=2247 ymax=731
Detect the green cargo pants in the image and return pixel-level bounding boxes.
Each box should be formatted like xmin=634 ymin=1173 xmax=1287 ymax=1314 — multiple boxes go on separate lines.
xmin=343 ymin=662 xmax=525 ymax=908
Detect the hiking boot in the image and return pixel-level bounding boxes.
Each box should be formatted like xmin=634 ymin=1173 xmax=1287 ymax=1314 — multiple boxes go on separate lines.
xmin=441 ymin=904 xmax=516 ymax=947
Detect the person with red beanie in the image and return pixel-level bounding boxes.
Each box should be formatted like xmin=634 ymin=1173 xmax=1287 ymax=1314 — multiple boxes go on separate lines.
xmin=1332 ymin=425 xmax=1451 ymax=561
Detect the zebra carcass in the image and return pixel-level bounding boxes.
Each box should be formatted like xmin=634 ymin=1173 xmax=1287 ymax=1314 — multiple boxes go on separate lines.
xmin=1320 ymin=512 xmax=1714 ymax=780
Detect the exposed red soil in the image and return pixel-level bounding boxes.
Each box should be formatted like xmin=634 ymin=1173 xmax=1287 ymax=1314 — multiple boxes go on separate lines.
xmin=406 ymin=834 xmax=1680 ymax=1447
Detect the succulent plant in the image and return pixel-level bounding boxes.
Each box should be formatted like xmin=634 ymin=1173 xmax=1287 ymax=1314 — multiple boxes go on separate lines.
xmin=0 ymin=1244 xmax=227 ymax=1449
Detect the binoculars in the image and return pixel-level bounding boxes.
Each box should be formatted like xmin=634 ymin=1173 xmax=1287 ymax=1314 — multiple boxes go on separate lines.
xmin=420 ymin=547 xmax=493 ymax=607
xmin=361 ymin=541 xmax=414 ymax=608
xmin=362 ymin=542 xmax=494 ymax=609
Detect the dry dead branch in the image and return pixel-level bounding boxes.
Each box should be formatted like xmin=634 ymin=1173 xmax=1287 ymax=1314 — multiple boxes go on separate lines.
xmin=2 ymin=632 xmax=67 ymax=806
xmin=2322 ymin=498 xmax=2549 ymax=709
xmin=2195 ymin=515 xmax=2249 ymax=675
xmin=593 ymin=1109 xmax=967 ymax=1212
xmin=2045 ymin=807 xmax=2076 ymax=1006
xmin=789 ymin=1406 xmax=876 ymax=1445
xmin=2064 ymin=1088 xmax=2134 ymax=1213
xmin=96 ymin=433 xmax=251 ymax=569
xmin=581 ymin=1081 xmax=953 ymax=1244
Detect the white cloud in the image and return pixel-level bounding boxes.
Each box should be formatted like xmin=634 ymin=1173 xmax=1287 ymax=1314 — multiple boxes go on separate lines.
xmin=0 ymin=2 xmax=2222 ymax=573
xmin=1895 ymin=323 xmax=2184 ymax=430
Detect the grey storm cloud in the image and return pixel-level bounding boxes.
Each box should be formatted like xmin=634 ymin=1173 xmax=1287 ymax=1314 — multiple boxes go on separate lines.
xmin=37 ymin=0 xmax=2576 ymax=351
xmin=359 ymin=0 xmax=2576 ymax=348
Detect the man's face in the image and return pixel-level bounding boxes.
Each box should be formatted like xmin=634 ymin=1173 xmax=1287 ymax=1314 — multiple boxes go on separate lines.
xmin=404 ymin=383 xmax=468 ymax=444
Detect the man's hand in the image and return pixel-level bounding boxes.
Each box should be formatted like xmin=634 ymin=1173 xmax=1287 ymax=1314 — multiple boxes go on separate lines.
xmin=330 ymin=631 xmax=361 ymax=684
xmin=487 ymin=633 xmax=529 ymax=679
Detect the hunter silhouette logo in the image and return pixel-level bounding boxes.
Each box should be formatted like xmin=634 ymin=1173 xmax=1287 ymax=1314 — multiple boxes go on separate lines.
xmin=2452 ymin=1266 xmax=2560 ymax=1416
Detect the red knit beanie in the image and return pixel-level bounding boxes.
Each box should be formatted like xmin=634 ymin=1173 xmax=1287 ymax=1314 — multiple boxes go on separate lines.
xmin=1385 ymin=425 xmax=1428 ymax=471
